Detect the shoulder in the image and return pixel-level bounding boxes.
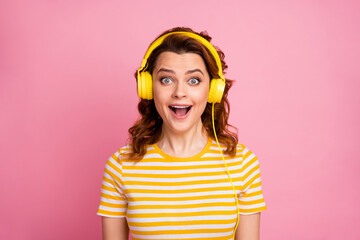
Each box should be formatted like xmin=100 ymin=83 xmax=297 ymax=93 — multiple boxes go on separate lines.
xmin=207 ymin=140 xmax=253 ymax=160
xmin=235 ymin=143 xmax=260 ymax=164
xmin=110 ymin=144 xmax=158 ymax=162
xmin=236 ymin=143 xmax=255 ymax=154
xmin=103 ymin=145 xmax=132 ymax=168
xmin=109 ymin=145 xmax=130 ymax=161
xmin=235 ymin=143 xmax=263 ymax=173
xmin=208 ymin=139 xmax=250 ymax=156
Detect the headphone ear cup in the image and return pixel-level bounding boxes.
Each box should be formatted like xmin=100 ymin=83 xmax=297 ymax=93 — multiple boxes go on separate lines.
xmin=137 ymin=71 xmax=153 ymax=100
xmin=208 ymin=78 xmax=225 ymax=103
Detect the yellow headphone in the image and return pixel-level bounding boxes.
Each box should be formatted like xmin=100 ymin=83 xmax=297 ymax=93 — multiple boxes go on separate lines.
xmin=137 ymin=31 xmax=226 ymax=103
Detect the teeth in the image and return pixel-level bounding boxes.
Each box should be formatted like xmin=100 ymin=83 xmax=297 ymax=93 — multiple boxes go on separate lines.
xmin=171 ymin=106 xmax=189 ymax=108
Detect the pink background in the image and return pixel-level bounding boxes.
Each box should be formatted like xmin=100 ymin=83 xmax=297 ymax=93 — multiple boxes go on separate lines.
xmin=1 ymin=0 xmax=359 ymax=239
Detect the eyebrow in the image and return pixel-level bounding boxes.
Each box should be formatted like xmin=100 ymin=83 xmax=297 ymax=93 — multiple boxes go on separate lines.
xmin=157 ymin=68 xmax=204 ymax=76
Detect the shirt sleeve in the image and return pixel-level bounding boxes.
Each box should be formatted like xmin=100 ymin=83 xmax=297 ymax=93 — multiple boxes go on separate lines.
xmin=237 ymin=145 xmax=267 ymax=215
xmin=97 ymin=150 xmax=128 ymax=218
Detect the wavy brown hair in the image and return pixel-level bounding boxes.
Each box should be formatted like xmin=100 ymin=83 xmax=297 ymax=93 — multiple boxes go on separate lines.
xmin=128 ymin=27 xmax=238 ymax=159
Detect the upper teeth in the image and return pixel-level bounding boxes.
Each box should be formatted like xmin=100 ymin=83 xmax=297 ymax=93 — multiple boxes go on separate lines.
xmin=172 ymin=106 xmax=189 ymax=108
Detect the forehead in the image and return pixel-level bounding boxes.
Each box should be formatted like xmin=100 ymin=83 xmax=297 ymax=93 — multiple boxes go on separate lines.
xmin=154 ymin=51 xmax=207 ymax=72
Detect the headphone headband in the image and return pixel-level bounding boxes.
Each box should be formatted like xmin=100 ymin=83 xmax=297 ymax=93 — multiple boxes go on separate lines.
xmin=139 ymin=31 xmax=225 ymax=81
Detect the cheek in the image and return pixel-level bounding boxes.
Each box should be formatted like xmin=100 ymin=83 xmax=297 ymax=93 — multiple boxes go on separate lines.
xmin=196 ymin=84 xmax=210 ymax=102
xmin=153 ymin=96 xmax=163 ymax=114
xmin=194 ymin=87 xmax=209 ymax=114
xmin=153 ymin=90 xmax=169 ymax=117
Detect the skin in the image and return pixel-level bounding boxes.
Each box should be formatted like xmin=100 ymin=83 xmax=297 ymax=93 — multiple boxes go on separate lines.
xmin=236 ymin=213 xmax=261 ymax=240
xmin=101 ymin=217 xmax=128 ymax=240
xmin=152 ymin=52 xmax=210 ymax=157
xmin=101 ymin=51 xmax=261 ymax=240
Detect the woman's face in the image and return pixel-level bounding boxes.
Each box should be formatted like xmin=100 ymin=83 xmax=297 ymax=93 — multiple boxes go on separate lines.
xmin=152 ymin=51 xmax=210 ymax=135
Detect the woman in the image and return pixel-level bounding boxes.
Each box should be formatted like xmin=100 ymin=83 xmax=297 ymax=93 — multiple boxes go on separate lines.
xmin=97 ymin=27 xmax=267 ymax=240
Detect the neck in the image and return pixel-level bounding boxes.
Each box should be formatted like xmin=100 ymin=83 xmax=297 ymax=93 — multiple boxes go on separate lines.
xmin=157 ymin=121 xmax=208 ymax=158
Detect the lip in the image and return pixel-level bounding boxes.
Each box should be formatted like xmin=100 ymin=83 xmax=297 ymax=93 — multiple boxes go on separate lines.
xmin=168 ymin=104 xmax=192 ymax=120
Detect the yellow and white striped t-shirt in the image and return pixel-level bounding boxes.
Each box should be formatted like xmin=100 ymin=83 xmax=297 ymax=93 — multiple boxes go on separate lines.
xmin=97 ymin=139 xmax=266 ymax=240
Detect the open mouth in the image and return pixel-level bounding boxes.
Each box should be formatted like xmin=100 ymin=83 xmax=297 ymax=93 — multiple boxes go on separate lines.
xmin=169 ymin=105 xmax=192 ymax=116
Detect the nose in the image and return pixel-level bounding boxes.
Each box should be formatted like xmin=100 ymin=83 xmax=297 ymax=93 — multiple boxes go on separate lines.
xmin=172 ymin=81 xmax=187 ymax=99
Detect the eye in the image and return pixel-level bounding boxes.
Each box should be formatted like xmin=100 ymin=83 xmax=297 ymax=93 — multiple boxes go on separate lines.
xmin=160 ymin=77 xmax=173 ymax=85
xmin=188 ymin=78 xmax=200 ymax=85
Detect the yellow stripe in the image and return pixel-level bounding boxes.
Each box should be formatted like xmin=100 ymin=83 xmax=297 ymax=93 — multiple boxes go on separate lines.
xmin=242 ymin=165 xmax=260 ymax=182
xmin=101 ymin=184 xmax=117 ymax=192
xmin=238 ymin=198 xmax=265 ymax=205
xmin=239 ymin=205 xmax=267 ymax=213
xmin=107 ymin=159 xmax=122 ymax=174
xmin=97 ymin=209 xmax=125 ymax=216
xmin=243 ymin=149 xmax=252 ymax=159
xmin=99 ymin=201 xmax=127 ymax=208
xmin=125 ymin=186 xmax=236 ymax=194
xmin=100 ymin=192 xmax=123 ymax=200
xmin=242 ymin=156 xmax=258 ymax=171
xmin=122 ymin=170 xmax=235 ymax=178
xmin=127 ymin=210 xmax=237 ymax=218
xmin=130 ymin=227 xmax=234 ymax=235
xmin=122 ymin=177 xmax=242 ymax=186
xmin=241 ymin=189 xmax=263 ymax=198
xmin=110 ymin=153 xmax=120 ymax=162
xmin=122 ymin=160 xmax=241 ymax=170
xmin=243 ymin=172 xmax=261 ymax=190
xmin=250 ymin=181 xmax=262 ymax=189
